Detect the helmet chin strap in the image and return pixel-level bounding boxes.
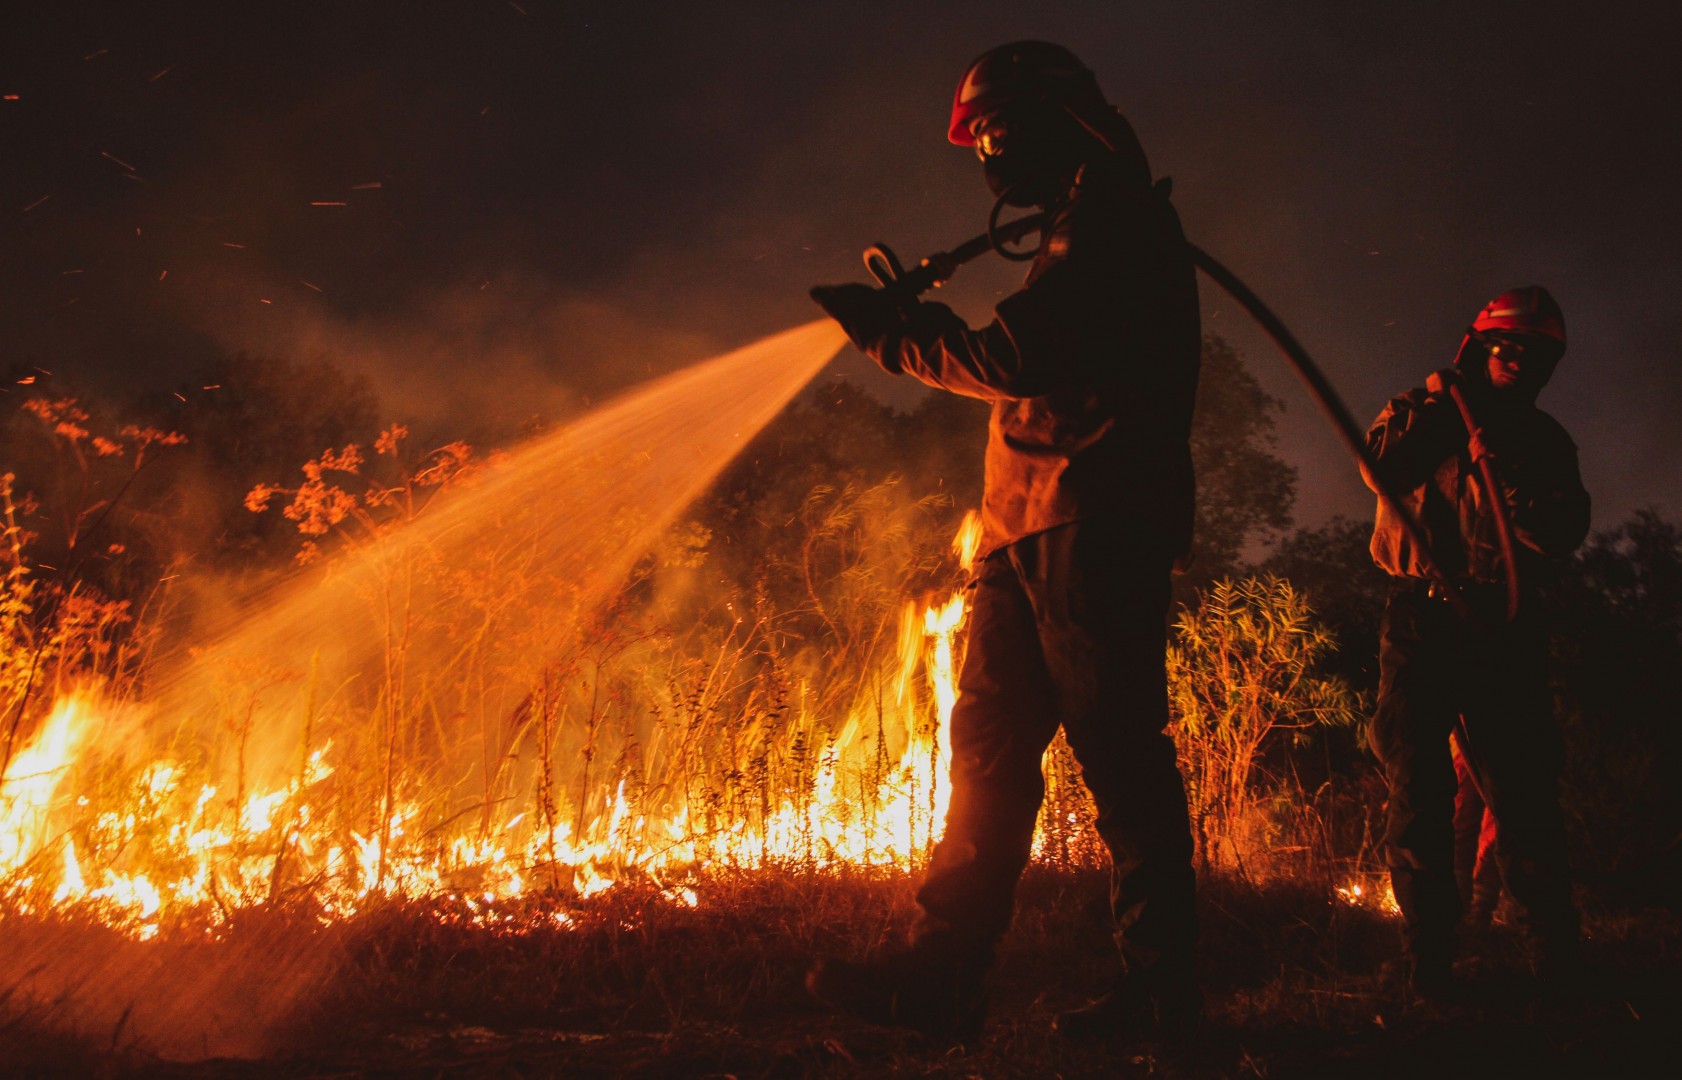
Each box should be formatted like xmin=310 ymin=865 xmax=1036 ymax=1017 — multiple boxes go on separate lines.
xmin=1061 ymin=101 xmax=1120 ymax=155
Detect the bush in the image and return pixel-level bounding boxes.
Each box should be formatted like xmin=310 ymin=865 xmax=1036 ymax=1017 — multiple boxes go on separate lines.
xmin=1168 ymin=576 xmax=1361 ymax=871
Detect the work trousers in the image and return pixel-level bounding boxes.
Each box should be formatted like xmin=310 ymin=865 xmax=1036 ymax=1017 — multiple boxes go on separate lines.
xmin=1371 ymin=582 xmax=1578 ymax=961
xmin=913 ymin=517 xmax=1197 ymax=974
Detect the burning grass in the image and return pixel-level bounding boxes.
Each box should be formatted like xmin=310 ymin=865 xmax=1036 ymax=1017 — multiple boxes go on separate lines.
xmin=0 ymin=536 xmax=1382 ymax=953
xmin=0 ymin=471 xmax=1397 ymax=1066
xmin=8 ymin=352 xmax=1661 ymax=1074
xmin=0 ymin=568 xmax=984 ymax=937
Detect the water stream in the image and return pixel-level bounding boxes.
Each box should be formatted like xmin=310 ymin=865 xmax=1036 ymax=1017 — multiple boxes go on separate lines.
xmin=154 ymin=319 xmax=848 ymax=782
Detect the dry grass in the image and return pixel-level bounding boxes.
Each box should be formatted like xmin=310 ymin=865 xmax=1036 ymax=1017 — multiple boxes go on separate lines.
xmin=3 ymin=398 xmax=1677 ymax=1077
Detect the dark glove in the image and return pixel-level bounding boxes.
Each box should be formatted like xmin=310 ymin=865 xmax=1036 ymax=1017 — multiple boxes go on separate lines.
xmin=1424 ymin=367 xmax=1461 ymax=398
xmin=1427 ymin=367 xmax=1502 ymax=459
xmin=1426 ymin=366 xmax=1484 ymax=420
xmin=809 ymin=283 xmax=911 ymax=354
xmin=1431 ymin=362 xmax=1497 ymax=411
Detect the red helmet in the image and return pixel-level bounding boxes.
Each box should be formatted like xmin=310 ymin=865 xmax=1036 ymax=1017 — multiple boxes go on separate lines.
xmin=948 ymin=41 xmax=1096 ymax=146
xmin=1470 ymin=286 xmax=1566 ymax=345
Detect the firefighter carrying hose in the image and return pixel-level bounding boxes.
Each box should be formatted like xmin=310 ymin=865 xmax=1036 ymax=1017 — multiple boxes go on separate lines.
xmin=1363 ymin=286 xmax=1589 ymax=998
xmin=806 ymin=42 xmax=1201 ymax=1041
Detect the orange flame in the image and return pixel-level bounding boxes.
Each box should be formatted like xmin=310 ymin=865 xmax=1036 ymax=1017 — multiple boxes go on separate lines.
xmin=1 ymin=511 xmax=1390 ymax=936
xmin=953 ymin=509 xmax=984 ymax=573
xmin=0 ymin=563 xmax=977 ymax=934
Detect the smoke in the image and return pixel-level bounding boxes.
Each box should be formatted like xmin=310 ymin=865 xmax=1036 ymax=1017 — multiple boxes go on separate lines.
xmin=7 ymin=2 xmax=1679 ymax=530
xmin=196 ymin=270 xmax=728 ymax=447
xmin=155 ymin=319 xmax=847 ymax=783
xmin=0 ymin=321 xmax=847 ymax=1058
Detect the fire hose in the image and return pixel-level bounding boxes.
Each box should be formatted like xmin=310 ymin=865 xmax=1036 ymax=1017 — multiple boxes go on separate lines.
xmin=860 ymin=210 xmax=1522 ymax=626
xmin=1445 ymin=381 xmax=1523 ymax=623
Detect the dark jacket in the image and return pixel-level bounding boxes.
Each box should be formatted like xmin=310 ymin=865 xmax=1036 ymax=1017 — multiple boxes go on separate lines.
xmin=1363 ymin=388 xmax=1590 ymax=581
xmin=846 ymin=159 xmax=1202 ymax=560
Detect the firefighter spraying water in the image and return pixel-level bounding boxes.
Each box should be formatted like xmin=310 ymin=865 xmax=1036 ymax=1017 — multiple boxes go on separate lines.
xmin=807 ymin=41 xmax=1203 ymax=1042
xmin=0 ymin=30 xmax=1605 ymax=1060
xmin=801 ymin=40 xmax=1579 ymax=1041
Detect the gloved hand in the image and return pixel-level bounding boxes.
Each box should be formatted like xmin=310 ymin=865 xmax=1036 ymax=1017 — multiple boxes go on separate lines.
xmin=1467 ymin=425 xmax=1498 ymax=464
xmin=1431 ymin=363 xmax=1495 ymax=407
xmin=1424 ymin=367 xmax=1461 ymax=397
xmin=1427 ymin=367 xmax=1499 ymax=460
xmin=809 ymin=283 xmax=910 ymax=352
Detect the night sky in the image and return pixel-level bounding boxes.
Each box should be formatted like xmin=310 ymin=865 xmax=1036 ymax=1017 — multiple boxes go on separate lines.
xmin=4 ymin=0 xmax=1679 ymax=533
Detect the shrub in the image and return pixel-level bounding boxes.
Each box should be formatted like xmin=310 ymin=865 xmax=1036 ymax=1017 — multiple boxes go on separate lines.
xmin=1168 ymin=576 xmax=1360 ymax=871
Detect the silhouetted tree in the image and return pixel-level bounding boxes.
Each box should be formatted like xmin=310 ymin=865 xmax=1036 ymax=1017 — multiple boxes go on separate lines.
xmin=1550 ymin=510 xmax=1682 ymax=904
xmin=1184 ymin=335 xmax=1297 ymax=593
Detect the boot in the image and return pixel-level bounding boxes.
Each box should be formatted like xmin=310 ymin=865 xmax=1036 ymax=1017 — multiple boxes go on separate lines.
xmin=806 ymin=945 xmax=989 ymax=1043
xmin=1054 ymin=965 xmax=1202 ymax=1042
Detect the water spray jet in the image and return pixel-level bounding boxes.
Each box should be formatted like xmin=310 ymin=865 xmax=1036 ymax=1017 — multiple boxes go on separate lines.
xmin=2 ymin=319 xmax=868 ymax=1056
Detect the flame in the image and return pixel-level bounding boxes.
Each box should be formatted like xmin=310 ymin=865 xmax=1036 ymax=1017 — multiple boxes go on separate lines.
xmin=953 ymin=509 xmax=984 ymax=573
xmin=53 ymin=837 xmax=84 ymax=902
xmin=1336 ymin=877 xmax=1400 ymax=916
xmin=0 ymin=555 xmax=983 ymax=934
xmin=1 ymin=694 xmax=93 ymax=871
xmin=1 ymin=514 xmax=1368 ymax=938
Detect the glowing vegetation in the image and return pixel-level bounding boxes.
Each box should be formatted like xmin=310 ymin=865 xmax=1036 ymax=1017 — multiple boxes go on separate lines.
xmin=1 ymin=326 xmax=1380 ymax=943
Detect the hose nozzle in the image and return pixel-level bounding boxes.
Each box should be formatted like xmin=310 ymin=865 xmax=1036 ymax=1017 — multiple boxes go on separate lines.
xmin=861 ymin=212 xmax=1047 ymax=298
